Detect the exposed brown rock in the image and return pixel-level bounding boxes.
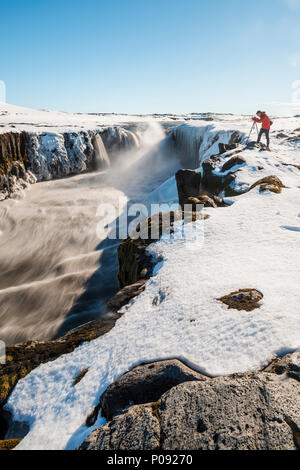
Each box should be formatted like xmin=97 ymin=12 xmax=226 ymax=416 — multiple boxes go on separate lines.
xmin=0 ymin=438 xmax=22 ymax=451
xmin=73 ymin=368 xmax=89 ymax=387
xmin=260 ymin=183 xmax=282 ymax=194
xmin=249 ymin=175 xmax=285 ymax=194
xmin=218 ymin=289 xmax=263 ymax=312
xmin=0 ymin=132 xmax=32 ymax=199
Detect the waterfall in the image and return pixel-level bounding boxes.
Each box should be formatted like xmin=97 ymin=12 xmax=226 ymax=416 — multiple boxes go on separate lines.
xmin=92 ymin=134 xmax=110 ymax=170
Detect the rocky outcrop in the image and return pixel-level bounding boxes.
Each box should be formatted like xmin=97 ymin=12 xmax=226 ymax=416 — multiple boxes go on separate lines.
xmin=0 ymin=438 xmax=22 ymax=450
xmin=175 ymin=169 xmax=202 ymax=208
xmin=100 ymin=359 xmax=207 ymax=421
xmin=249 ymin=175 xmax=285 ymax=194
xmin=0 ymin=132 xmax=36 ymax=200
xmin=218 ymin=289 xmax=263 ymax=312
xmin=221 ymin=155 xmax=246 ymax=172
xmin=175 ymin=169 xmax=231 ymax=209
xmin=79 ymin=369 xmax=300 ymax=450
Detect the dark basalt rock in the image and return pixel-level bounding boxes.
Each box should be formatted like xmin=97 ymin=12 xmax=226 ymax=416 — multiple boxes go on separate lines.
xmin=100 ymin=359 xmax=207 ymax=421
xmin=175 ymin=169 xmax=202 ymax=209
xmin=175 ymin=168 xmax=235 ymax=209
xmin=218 ymin=142 xmax=239 ymax=155
xmin=218 ymin=289 xmax=263 ymax=312
xmin=0 ymin=439 xmax=22 ymax=450
xmin=221 ymin=156 xmax=246 ymax=173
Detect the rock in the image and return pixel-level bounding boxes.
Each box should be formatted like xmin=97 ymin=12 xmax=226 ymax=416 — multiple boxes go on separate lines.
xmin=186 ymin=195 xmax=218 ymax=209
xmin=79 ymin=372 xmax=300 ymax=450
xmin=175 ymin=169 xmax=202 ymax=208
xmin=218 ymin=142 xmax=239 ymax=155
xmin=260 ymin=183 xmax=282 ymax=194
xmin=221 ymin=156 xmax=246 ymax=172
xmin=218 ymin=289 xmax=263 ymax=311
xmin=282 ymin=162 xmax=300 ymax=170
xmin=201 ymin=160 xmax=236 ymax=195
xmin=0 ymin=439 xmax=22 ymax=451
xmin=100 ymin=359 xmax=207 ymax=421
xmin=276 ymin=133 xmax=288 ymax=139
xmin=249 ymin=175 xmax=285 ymax=194
xmin=264 ymin=352 xmax=300 ymax=383
xmin=0 ymin=132 xmax=35 ymax=200
xmin=79 ymin=404 xmax=161 ymax=450
xmin=107 ymin=280 xmax=147 ymax=312
xmin=73 ymin=368 xmax=89 ymax=387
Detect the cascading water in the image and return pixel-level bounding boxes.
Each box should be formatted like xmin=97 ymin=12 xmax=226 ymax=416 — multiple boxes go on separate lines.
xmin=0 ymin=122 xmax=181 ymax=345
xmin=92 ymin=134 xmax=110 ymax=170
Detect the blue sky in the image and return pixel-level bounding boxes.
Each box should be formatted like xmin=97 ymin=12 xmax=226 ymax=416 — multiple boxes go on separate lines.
xmin=1 ymin=0 xmax=300 ymax=114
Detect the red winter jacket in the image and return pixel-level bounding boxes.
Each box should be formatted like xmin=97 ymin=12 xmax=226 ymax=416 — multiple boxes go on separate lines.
xmin=253 ymin=112 xmax=271 ymax=130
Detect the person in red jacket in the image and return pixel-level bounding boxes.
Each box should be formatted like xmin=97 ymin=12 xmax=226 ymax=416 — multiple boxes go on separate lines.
xmin=253 ymin=111 xmax=271 ymax=149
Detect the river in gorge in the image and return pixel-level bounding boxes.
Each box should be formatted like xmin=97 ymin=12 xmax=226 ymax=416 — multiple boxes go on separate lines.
xmin=0 ymin=122 xmax=181 ymax=345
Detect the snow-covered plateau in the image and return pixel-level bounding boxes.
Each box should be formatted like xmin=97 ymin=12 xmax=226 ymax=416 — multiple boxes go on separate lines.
xmin=0 ymin=103 xmax=299 ymax=450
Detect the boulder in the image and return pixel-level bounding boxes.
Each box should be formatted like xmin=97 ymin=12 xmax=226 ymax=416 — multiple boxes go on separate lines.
xmin=100 ymin=359 xmax=207 ymax=421
xmin=249 ymin=175 xmax=285 ymax=194
xmin=218 ymin=289 xmax=263 ymax=312
xmin=80 ymin=404 xmax=161 ymax=450
xmin=218 ymin=142 xmax=239 ymax=155
xmin=79 ymin=372 xmax=300 ymax=450
xmin=221 ymin=156 xmax=246 ymax=173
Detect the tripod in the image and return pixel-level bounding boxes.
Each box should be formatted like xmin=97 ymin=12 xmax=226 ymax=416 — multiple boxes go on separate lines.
xmin=246 ymin=121 xmax=259 ymax=144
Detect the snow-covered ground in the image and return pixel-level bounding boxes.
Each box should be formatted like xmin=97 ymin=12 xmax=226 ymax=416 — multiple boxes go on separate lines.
xmin=2 ymin=107 xmax=300 ymax=450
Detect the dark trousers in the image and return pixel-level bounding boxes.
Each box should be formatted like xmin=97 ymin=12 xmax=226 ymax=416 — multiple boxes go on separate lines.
xmin=257 ymin=128 xmax=270 ymax=147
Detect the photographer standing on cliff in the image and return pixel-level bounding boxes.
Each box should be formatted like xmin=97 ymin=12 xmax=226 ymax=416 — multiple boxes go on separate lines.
xmin=253 ymin=110 xmax=271 ymax=150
